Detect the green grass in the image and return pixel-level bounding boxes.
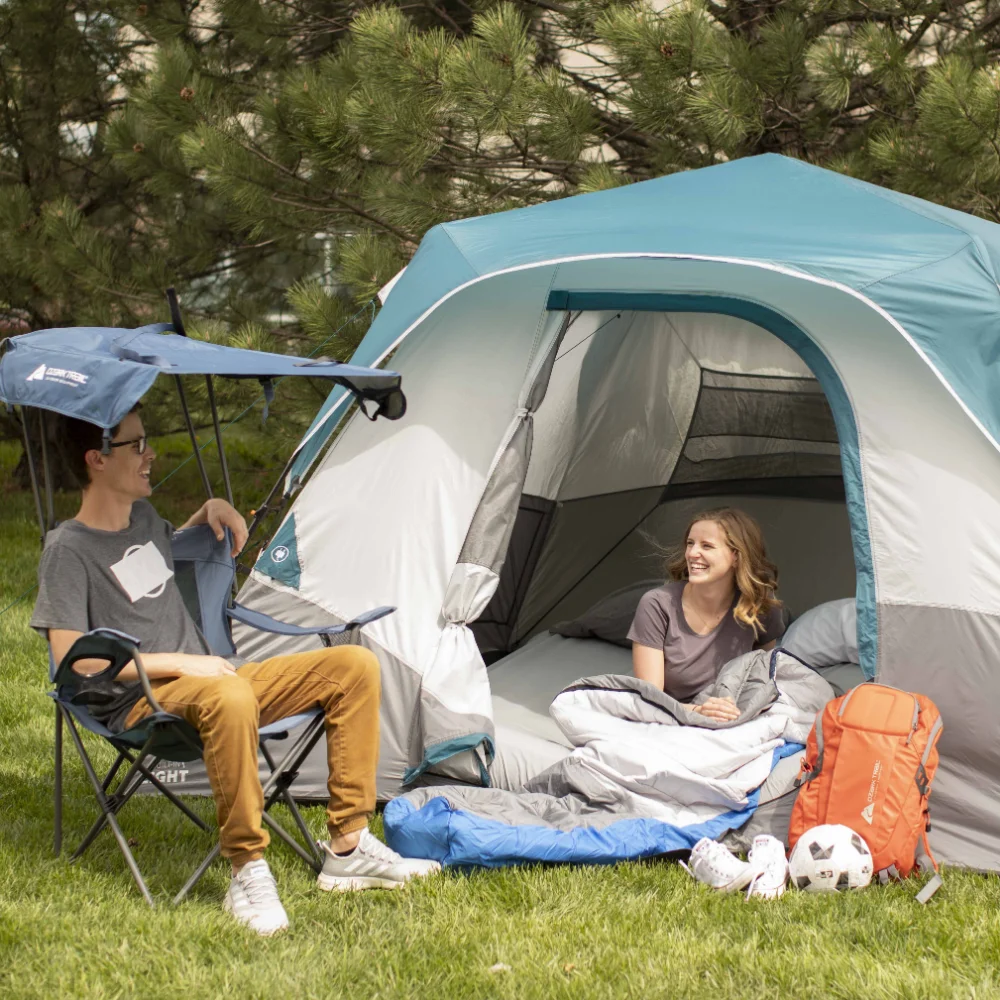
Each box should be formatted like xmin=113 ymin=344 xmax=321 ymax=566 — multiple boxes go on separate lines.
xmin=3 ymin=438 xmax=1000 ymax=999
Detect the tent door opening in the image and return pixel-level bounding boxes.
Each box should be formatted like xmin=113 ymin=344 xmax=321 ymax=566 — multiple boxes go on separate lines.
xmin=471 ymin=304 xmax=862 ymax=662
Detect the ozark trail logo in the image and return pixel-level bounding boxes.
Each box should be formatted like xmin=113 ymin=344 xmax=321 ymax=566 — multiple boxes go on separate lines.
xmin=271 ymin=545 xmax=290 ymax=563
xmin=860 ymin=802 xmax=874 ymax=825
xmin=25 ymin=363 xmax=89 ymax=387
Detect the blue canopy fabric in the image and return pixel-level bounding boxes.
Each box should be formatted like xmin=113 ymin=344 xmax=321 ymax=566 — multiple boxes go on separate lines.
xmin=287 ymin=153 xmax=1000 ymax=488
xmin=0 ymin=322 xmax=404 ymax=431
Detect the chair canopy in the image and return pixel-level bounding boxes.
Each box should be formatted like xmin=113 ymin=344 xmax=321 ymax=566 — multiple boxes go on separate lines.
xmin=0 ymin=322 xmax=404 ymax=430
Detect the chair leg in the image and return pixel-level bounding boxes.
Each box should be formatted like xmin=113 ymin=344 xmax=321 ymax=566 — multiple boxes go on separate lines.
xmin=70 ymin=750 xmax=154 ymax=861
xmin=260 ymin=715 xmax=328 ymax=870
xmin=260 ymin=742 xmax=323 ymax=866
xmin=134 ymin=760 xmax=210 ymax=832
xmin=261 ymin=810 xmax=324 ymax=872
xmin=54 ymin=705 xmax=63 ymax=856
xmin=101 ymin=752 xmax=129 ymax=793
xmin=173 ymin=842 xmax=221 ymax=905
xmin=61 ymin=712 xmax=155 ymax=906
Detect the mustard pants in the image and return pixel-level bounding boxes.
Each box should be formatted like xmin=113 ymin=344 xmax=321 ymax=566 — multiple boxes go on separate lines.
xmin=124 ymin=646 xmax=380 ymax=866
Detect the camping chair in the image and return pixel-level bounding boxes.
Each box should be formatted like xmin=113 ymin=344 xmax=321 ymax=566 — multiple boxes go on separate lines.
xmin=51 ymin=522 xmax=393 ymax=906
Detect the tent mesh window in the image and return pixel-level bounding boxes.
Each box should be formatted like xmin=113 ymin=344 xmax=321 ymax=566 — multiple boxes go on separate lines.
xmin=475 ymin=360 xmax=847 ymax=659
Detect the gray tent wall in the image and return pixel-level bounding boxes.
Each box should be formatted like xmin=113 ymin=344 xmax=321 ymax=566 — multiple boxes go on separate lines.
xmin=193 ymin=252 xmax=1000 ymax=870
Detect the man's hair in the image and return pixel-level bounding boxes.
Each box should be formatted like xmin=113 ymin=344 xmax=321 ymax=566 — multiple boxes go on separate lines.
xmin=61 ymin=403 xmax=142 ymax=488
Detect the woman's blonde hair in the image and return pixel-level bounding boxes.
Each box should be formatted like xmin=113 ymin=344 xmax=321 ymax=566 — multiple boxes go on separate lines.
xmin=666 ymin=507 xmax=781 ymax=637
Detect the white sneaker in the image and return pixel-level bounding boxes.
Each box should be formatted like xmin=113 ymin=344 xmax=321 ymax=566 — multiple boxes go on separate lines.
xmin=687 ymin=837 xmax=754 ymax=892
xmin=316 ymin=828 xmax=442 ymax=892
xmin=223 ymin=859 xmax=289 ymax=936
xmin=745 ymin=834 xmax=789 ymax=899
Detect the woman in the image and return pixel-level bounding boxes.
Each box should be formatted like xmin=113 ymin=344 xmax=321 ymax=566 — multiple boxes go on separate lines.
xmin=628 ymin=508 xmax=785 ymax=721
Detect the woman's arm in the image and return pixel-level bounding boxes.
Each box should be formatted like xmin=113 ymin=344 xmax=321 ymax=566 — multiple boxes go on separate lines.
xmin=632 ymin=641 xmax=739 ymax=719
xmin=632 ymin=643 xmax=665 ymax=690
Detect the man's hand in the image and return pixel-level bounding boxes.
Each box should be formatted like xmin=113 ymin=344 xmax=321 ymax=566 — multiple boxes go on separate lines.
xmin=693 ymin=696 xmax=741 ymax=722
xmin=177 ymin=655 xmax=237 ymax=678
xmin=183 ymin=499 xmax=248 ymax=556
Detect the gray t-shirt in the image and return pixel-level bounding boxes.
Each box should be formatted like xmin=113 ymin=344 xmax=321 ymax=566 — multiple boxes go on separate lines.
xmin=31 ymin=500 xmax=210 ymax=732
xmin=626 ymin=582 xmax=785 ymax=702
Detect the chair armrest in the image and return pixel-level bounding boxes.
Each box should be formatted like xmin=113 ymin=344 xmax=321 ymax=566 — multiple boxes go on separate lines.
xmin=227 ymin=604 xmax=395 ymax=637
xmin=54 ymin=628 xmax=167 ymax=716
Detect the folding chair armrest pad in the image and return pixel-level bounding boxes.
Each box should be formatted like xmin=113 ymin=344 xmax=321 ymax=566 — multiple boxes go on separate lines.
xmin=227 ymin=603 xmax=394 ymax=636
xmin=54 ymin=629 xmax=167 ymax=717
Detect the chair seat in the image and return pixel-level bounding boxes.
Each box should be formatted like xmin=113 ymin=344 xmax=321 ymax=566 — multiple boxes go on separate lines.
xmin=260 ymin=708 xmax=322 ymax=739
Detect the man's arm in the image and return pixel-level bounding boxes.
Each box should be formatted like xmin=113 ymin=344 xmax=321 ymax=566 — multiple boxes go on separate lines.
xmin=48 ymin=629 xmax=236 ymax=681
xmin=180 ymin=498 xmax=249 ymax=556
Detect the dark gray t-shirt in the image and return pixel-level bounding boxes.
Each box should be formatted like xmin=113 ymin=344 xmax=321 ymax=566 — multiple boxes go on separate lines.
xmin=31 ymin=500 xmax=210 ymax=731
xmin=627 ymin=582 xmax=785 ymax=702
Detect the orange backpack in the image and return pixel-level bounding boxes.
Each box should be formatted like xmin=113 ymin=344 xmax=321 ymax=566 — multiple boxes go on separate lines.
xmin=788 ymin=682 xmax=943 ymax=881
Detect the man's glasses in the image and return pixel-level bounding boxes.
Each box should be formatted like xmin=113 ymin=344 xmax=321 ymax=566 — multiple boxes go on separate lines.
xmin=109 ymin=435 xmax=148 ymax=455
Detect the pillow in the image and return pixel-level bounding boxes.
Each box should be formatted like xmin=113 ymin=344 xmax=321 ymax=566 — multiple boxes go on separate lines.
xmin=550 ymin=580 xmax=664 ymax=647
xmin=780 ymin=598 xmax=857 ymax=667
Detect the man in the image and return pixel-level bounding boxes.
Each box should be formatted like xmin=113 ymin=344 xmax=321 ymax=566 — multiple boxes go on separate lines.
xmin=30 ymin=404 xmax=439 ymax=935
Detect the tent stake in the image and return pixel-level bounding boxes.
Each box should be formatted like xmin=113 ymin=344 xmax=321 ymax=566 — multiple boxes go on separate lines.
xmin=19 ymin=408 xmax=46 ymax=542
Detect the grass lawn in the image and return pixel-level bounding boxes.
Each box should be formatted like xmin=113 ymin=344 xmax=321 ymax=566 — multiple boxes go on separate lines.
xmin=2 ymin=434 xmax=1000 ymax=1000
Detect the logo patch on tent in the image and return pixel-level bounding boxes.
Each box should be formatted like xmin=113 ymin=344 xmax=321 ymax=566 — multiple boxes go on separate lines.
xmin=860 ymin=802 xmax=874 ymax=825
xmin=25 ymin=363 xmax=89 ymax=387
xmin=271 ymin=545 xmax=289 ymax=563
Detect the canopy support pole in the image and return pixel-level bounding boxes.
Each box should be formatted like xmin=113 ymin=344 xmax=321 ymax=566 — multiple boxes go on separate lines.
xmin=166 ymin=286 xmax=214 ymax=501
xmin=205 ymin=375 xmax=233 ymax=507
xmin=38 ymin=409 xmax=56 ymax=532
xmin=174 ymin=376 xmax=214 ymax=500
xmin=19 ymin=408 xmax=46 ymax=542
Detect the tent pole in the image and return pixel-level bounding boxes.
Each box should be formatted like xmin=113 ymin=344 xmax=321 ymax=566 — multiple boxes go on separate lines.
xmin=19 ymin=408 xmax=46 ymax=542
xmin=205 ymin=375 xmax=233 ymax=507
xmin=37 ymin=410 xmax=56 ymax=531
xmin=174 ymin=376 xmax=214 ymax=500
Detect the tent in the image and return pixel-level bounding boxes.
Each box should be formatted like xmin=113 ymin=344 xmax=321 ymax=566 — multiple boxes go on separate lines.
xmin=233 ymin=153 xmax=1000 ymax=871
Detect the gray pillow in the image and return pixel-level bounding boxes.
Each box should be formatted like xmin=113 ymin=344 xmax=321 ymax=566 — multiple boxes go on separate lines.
xmin=550 ymin=580 xmax=664 ymax=647
xmin=780 ymin=598 xmax=857 ymax=668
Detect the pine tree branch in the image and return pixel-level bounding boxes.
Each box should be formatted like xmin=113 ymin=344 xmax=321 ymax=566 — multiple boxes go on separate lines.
xmin=900 ymin=4 xmax=945 ymax=56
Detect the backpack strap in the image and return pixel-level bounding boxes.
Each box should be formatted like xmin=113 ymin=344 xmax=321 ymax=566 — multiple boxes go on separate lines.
xmin=877 ymin=864 xmax=901 ymax=884
xmin=795 ymin=709 xmax=825 ymax=786
xmin=915 ymin=873 xmax=943 ymax=904
xmin=915 ymin=716 xmax=943 ymax=795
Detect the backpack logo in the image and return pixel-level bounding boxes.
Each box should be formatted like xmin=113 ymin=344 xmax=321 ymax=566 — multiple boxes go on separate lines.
xmin=860 ymin=803 xmax=874 ymax=825
xmin=271 ymin=545 xmax=289 ymax=563
xmin=26 ymin=364 xmax=47 ymax=381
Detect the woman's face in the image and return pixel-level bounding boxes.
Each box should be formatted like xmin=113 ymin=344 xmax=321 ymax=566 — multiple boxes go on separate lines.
xmin=685 ymin=520 xmax=737 ymax=586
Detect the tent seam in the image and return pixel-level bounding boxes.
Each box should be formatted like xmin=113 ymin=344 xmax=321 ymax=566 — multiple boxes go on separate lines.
xmin=855 ymin=239 xmax=978 ymax=291
xmin=879 ymin=598 xmax=1000 ymax=618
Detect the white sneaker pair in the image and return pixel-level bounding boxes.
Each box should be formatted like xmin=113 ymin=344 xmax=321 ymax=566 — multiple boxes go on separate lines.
xmin=224 ymin=831 xmax=442 ymax=936
xmin=687 ymin=835 xmax=789 ymax=899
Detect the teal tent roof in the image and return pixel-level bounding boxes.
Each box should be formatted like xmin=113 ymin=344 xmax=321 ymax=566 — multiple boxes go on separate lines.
xmin=288 ymin=153 xmax=1000 ymax=488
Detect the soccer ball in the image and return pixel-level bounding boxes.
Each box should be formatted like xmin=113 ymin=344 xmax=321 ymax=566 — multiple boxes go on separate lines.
xmin=789 ymin=824 xmax=873 ymax=892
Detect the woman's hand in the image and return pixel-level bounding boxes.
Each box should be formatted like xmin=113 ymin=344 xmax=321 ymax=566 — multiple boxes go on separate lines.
xmin=693 ymin=696 xmax=741 ymax=721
